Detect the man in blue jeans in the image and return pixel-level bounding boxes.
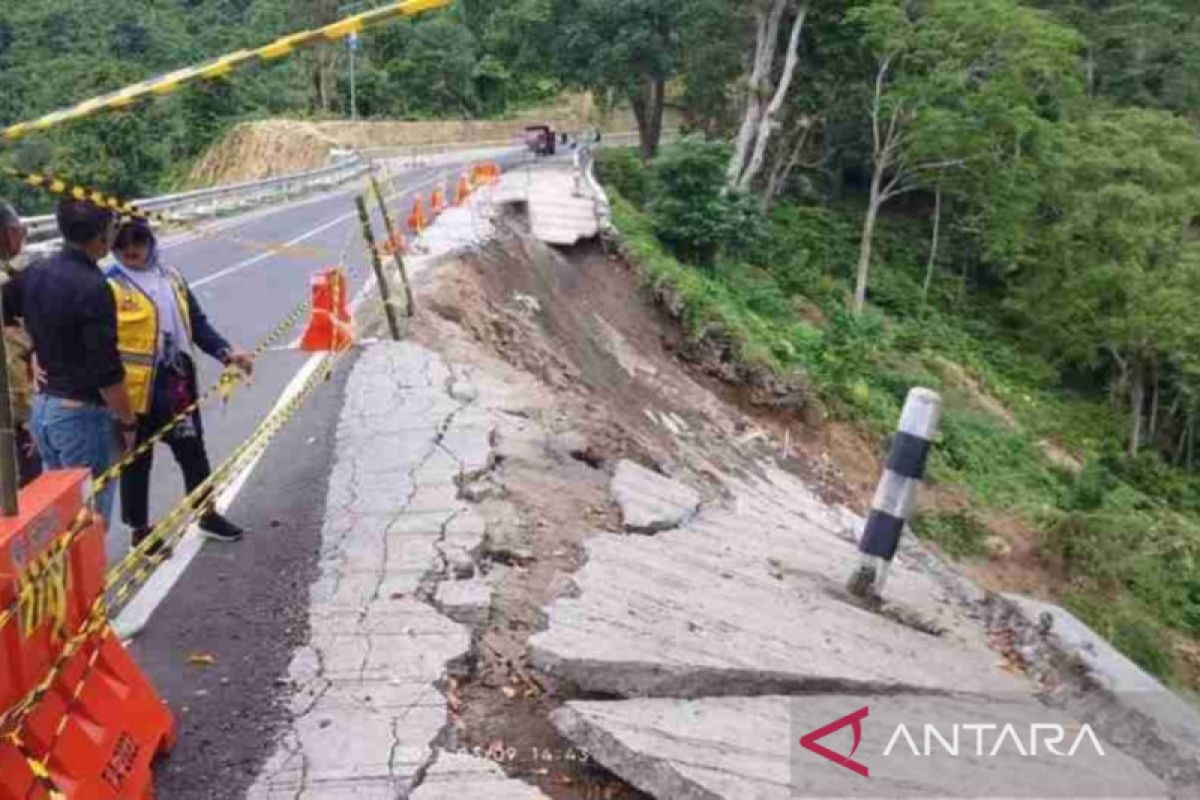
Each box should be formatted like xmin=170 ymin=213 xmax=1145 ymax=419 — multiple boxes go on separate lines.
xmin=5 ymin=199 xmax=137 ymax=523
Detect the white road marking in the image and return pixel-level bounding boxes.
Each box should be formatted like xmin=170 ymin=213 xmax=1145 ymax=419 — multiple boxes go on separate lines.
xmin=113 ymin=351 xmax=332 ymax=639
xmin=190 ymin=171 xmax=450 ymax=289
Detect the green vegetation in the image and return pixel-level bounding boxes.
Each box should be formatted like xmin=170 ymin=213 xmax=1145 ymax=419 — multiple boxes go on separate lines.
xmin=0 ymin=0 xmax=573 ymax=206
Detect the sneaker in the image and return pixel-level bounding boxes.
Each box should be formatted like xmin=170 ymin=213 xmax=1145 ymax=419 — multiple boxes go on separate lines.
xmin=200 ymin=512 xmax=245 ymax=543
xmin=132 ymin=526 xmax=172 ymax=560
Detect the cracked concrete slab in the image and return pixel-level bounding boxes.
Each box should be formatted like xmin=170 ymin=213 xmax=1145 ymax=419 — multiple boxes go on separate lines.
xmin=611 ymin=459 xmax=701 ymax=534
xmin=410 ymin=752 xmax=550 ymax=800
xmin=554 ymin=694 xmax=1168 ymax=799
xmin=248 ymin=342 xmax=497 ymax=798
xmin=530 ymin=479 xmax=1024 ymax=697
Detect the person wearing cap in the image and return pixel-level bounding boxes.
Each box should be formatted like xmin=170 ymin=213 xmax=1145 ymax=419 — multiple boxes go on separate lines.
xmin=7 ymin=198 xmax=138 ymax=524
xmin=0 ymin=200 xmax=40 ymax=485
xmin=108 ymin=217 xmax=254 ymax=553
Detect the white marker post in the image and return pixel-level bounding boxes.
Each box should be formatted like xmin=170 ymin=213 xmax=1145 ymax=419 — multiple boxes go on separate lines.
xmin=848 ymin=388 xmax=942 ymax=599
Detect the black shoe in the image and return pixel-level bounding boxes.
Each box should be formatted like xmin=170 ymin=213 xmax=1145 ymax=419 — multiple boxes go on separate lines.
xmin=200 ymin=513 xmax=245 ymax=543
xmin=132 ymin=527 xmax=172 ymax=560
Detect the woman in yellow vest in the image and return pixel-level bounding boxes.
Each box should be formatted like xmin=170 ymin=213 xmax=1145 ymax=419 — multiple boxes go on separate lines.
xmin=108 ymin=218 xmax=255 ymax=555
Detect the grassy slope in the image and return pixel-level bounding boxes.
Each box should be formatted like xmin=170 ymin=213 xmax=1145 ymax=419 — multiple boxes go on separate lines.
xmin=608 ymin=181 xmax=1200 ymax=690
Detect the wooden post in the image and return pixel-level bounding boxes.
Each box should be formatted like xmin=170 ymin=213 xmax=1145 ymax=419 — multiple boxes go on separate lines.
xmin=354 ymin=196 xmax=401 ymax=342
xmin=369 ymin=175 xmax=415 ymax=317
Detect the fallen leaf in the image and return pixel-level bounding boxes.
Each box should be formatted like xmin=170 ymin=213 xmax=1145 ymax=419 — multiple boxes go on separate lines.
xmin=187 ymin=653 xmax=217 ymax=667
xmin=501 ymin=686 xmax=517 ymax=699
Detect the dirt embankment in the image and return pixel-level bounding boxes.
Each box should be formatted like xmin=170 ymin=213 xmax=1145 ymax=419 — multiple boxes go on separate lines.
xmin=187 ymin=94 xmax=674 ymax=186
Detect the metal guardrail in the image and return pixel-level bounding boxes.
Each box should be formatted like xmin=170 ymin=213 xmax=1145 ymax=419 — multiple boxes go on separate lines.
xmin=21 ymin=155 xmax=370 ymax=244
xmin=18 ymin=128 xmax=677 ymax=246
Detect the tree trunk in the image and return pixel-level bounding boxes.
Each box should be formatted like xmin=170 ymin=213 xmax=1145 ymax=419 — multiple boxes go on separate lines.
xmin=762 ymin=121 xmax=813 ymax=212
xmin=630 ymin=77 xmax=666 ymax=161
xmin=854 ymin=174 xmax=884 ymax=315
xmin=1149 ymin=356 xmax=1161 ymax=439
xmin=737 ymin=6 xmax=807 ymax=193
xmin=921 ymin=187 xmax=943 ymax=304
xmin=1129 ymin=358 xmax=1146 ymax=457
xmin=727 ymin=0 xmax=788 ymax=187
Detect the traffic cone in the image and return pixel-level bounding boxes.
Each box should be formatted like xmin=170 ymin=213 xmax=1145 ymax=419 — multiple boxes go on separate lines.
xmin=406 ymin=196 xmax=426 ymax=234
xmin=430 ymin=183 xmax=446 ymax=217
xmin=454 ymin=174 xmax=471 ymax=206
xmin=300 ymin=268 xmax=354 ymax=353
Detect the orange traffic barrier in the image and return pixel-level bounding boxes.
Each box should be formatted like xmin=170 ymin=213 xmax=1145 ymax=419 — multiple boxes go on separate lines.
xmin=470 ymin=162 xmax=501 ymax=187
xmin=300 ymin=267 xmax=354 ymax=353
xmin=453 ymin=175 xmax=471 ymax=206
xmin=0 ymin=469 xmax=175 ymax=800
xmin=406 ymin=196 xmax=426 ymax=234
xmin=429 ymin=183 xmax=446 ymax=217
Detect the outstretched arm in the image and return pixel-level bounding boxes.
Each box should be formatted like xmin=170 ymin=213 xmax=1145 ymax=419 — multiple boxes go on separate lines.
xmin=185 ymin=285 xmax=254 ymax=375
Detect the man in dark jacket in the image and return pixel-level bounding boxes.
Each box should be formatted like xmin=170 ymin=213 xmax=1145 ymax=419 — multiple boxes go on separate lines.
xmin=108 ymin=218 xmax=254 ymax=554
xmin=9 ymin=199 xmax=138 ymax=523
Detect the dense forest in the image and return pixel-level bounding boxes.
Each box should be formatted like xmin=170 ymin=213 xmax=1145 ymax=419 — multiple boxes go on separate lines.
xmin=2 ymin=0 xmax=1200 ymax=687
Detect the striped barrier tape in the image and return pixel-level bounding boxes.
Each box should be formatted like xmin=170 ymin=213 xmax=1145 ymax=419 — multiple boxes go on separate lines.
xmin=1 ymin=0 xmax=451 ymax=143
xmin=4 ymin=166 xmax=340 ymax=263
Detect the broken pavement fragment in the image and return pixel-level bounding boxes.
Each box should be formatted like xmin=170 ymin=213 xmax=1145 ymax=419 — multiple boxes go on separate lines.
xmin=530 ymin=499 xmax=1022 ymax=698
xmin=554 ymin=695 xmax=1169 ymax=800
xmin=610 ymin=458 xmax=701 ymax=534
xmin=411 ymin=752 xmax=550 ymax=800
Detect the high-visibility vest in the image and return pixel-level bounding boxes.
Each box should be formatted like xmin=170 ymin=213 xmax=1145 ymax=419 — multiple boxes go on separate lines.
xmin=107 ymin=269 xmax=193 ymax=415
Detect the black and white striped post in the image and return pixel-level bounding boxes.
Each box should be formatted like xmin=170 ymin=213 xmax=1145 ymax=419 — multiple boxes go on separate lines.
xmin=848 ymin=387 xmax=942 ymax=599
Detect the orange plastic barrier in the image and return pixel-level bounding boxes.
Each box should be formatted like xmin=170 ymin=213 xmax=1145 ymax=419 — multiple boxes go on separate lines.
xmin=406 ymin=196 xmax=426 ymax=234
xmin=470 ymin=163 xmax=501 ymax=187
xmin=453 ymin=175 xmax=471 ymax=206
xmin=300 ymin=267 xmax=354 ymax=353
xmin=0 ymin=470 xmax=175 ymax=800
xmin=429 ymin=184 xmax=446 ymax=217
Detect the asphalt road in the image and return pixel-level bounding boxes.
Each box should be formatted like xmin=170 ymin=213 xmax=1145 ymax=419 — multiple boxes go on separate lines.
xmin=103 ymin=147 xmax=524 ymax=796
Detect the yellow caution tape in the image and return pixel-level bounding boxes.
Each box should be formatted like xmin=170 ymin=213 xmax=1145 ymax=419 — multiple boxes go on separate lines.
xmin=3 ymin=166 xmax=339 ymax=262
xmin=1 ymin=0 xmax=451 ymax=143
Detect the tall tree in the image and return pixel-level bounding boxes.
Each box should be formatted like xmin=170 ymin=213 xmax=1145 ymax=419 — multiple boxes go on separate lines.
xmin=558 ymin=0 xmax=689 ymax=160
xmin=846 ymin=0 xmax=1082 ymax=315
xmin=726 ymin=0 xmax=809 ymax=192
xmin=1015 ymin=108 xmax=1200 ymax=456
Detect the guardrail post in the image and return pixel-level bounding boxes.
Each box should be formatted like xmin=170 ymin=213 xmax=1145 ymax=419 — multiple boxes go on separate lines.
xmin=847 ymin=387 xmax=942 ymax=600
xmin=354 ymin=196 xmax=402 ymax=341
xmin=368 ymin=175 xmax=415 ymax=317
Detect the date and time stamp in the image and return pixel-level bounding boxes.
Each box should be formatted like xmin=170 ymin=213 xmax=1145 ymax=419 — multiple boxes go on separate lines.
xmin=449 ymin=743 xmax=593 ymax=766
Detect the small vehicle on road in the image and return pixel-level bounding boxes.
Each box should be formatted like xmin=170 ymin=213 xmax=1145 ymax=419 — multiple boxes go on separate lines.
xmin=524 ymin=124 xmax=557 ymax=156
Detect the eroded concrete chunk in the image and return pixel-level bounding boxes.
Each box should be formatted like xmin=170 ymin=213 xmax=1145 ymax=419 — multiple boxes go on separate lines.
xmin=554 ymin=695 xmax=1169 ymax=800
xmin=435 ymin=578 xmax=491 ymax=627
xmin=411 ymin=752 xmax=550 ymax=800
xmin=611 ymin=459 xmax=701 ymax=533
